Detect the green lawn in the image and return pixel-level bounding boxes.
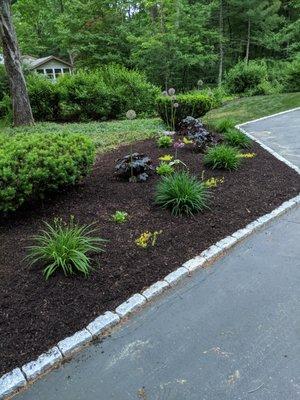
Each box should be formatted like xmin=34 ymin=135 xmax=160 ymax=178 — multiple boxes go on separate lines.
xmin=204 ymin=92 xmax=300 ymax=126
xmin=0 ymin=118 xmax=165 ymax=153
xmin=1 ymin=93 xmax=299 ymax=153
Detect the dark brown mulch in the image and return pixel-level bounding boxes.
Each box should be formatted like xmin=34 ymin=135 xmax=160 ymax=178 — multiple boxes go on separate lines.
xmin=0 ymin=137 xmax=299 ymax=376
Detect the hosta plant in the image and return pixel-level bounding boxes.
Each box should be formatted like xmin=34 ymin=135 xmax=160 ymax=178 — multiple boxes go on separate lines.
xmin=204 ymin=145 xmax=241 ymax=170
xmin=156 ymin=162 xmax=175 ymax=176
xmin=157 ymin=135 xmax=173 ymax=148
xmin=26 ymin=218 xmax=106 ymax=279
xmin=154 ymin=171 xmax=209 ymax=216
xmin=112 ymin=210 xmax=128 ymax=223
xmin=224 ymin=129 xmax=252 ymax=149
xmin=115 ymin=152 xmax=153 ymax=182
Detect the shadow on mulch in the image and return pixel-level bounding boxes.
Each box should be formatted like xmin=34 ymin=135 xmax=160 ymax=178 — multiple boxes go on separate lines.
xmin=0 ymin=137 xmax=299 ymax=376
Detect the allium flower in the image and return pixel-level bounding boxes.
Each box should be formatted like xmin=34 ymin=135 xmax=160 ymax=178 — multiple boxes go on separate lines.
xmin=197 ymin=79 xmax=204 ymax=87
xmin=173 ymin=139 xmax=185 ymax=149
xmin=126 ymin=109 xmax=137 ymax=120
xmin=162 ymin=90 xmax=168 ymax=96
xmin=168 ymin=88 xmax=176 ymax=96
xmin=173 ymin=102 xmax=179 ymax=108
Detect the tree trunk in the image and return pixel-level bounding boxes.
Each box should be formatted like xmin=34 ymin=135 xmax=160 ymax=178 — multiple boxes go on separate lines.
xmin=218 ymin=0 xmax=224 ymax=87
xmin=245 ymin=17 xmax=251 ymax=63
xmin=0 ymin=0 xmax=34 ymax=126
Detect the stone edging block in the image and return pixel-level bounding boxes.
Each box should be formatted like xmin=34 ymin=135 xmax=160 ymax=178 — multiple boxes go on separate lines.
xmin=115 ymin=293 xmax=146 ymax=318
xmin=0 ymin=369 xmax=26 ymax=399
xmin=57 ymin=329 xmax=92 ymax=357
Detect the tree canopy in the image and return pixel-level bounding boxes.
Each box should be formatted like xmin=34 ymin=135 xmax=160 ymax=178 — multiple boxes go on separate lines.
xmin=10 ymin=0 xmax=300 ymax=90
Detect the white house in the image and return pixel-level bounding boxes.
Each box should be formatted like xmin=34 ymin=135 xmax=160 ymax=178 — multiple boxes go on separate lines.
xmin=22 ymin=55 xmax=72 ymax=80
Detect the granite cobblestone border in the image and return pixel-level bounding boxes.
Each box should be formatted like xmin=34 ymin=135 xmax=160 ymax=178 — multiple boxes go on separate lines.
xmin=1 ymin=111 xmax=300 ymax=399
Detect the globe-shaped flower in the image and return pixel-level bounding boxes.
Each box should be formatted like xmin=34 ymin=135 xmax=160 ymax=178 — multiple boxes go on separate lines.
xmin=126 ymin=109 xmax=137 ymax=120
xmin=168 ymin=88 xmax=176 ymax=96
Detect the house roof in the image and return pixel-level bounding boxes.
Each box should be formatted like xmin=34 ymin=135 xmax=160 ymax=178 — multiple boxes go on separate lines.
xmin=23 ymin=55 xmax=72 ymax=69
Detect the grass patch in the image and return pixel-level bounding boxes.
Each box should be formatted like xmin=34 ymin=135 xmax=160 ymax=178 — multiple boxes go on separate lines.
xmin=0 ymin=118 xmax=164 ymax=154
xmin=204 ymin=92 xmax=300 ymax=126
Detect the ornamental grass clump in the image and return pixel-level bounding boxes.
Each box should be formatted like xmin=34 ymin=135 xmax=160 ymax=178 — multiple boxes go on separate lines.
xmin=154 ymin=171 xmax=209 ymax=216
xmin=224 ymin=129 xmax=252 ymax=149
xmin=26 ymin=218 xmax=106 ymax=279
xmin=213 ymin=117 xmax=236 ymax=133
xmin=204 ymin=144 xmax=241 ymax=171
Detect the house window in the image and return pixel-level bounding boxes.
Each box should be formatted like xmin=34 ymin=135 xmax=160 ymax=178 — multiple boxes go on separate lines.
xmin=63 ymin=68 xmax=70 ymax=74
xmin=36 ymin=69 xmax=44 ymax=74
xmin=45 ymin=68 xmax=54 ymax=79
xmin=55 ymin=68 xmax=62 ymax=78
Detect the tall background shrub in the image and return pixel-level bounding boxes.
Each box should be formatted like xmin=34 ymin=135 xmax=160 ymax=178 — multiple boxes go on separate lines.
xmin=26 ymin=65 xmax=160 ymax=122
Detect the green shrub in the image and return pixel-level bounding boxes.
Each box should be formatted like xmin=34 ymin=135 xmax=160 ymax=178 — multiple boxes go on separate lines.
xmin=284 ymin=58 xmax=300 ymax=93
xmin=224 ymin=129 xmax=252 ymax=149
xmin=225 ymin=61 xmax=269 ymax=95
xmin=26 ymin=218 xmax=106 ymax=279
xmin=26 ymin=65 xmax=160 ymax=122
xmin=213 ymin=117 xmax=236 ymax=133
xmin=0 ymin=132 xmax=95 ymax=212
xmin=154 ymin=171 xmax=209 ymax=216
xmin=204 ymin=144 xmax=241 ymax=170
xmin=157 ymin=135 xmax=173 ymax=148
xmin=156 ymin=162 xmax=175 ymax=175
xmin=157 ymin=91 xmax=217 ymax=128
xmin=0 ymin=64 xmax=9 ymax=104
xmin=57 ymin=70 xmax=113 ymax=122
xmin=27 ymin=74 xmax=61 ymax=121
xmin=100 ymin=64 xmax=160 ymax=118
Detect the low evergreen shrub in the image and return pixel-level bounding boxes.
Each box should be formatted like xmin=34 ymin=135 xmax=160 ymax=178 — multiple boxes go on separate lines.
xmin=0 ymin=132 xmax=95 ymax=212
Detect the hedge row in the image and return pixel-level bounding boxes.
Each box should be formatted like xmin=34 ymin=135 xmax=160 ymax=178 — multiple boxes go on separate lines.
xmin=156 ymin=91 xmax=220 ymax=127
xmin=27 ymin=65 xmax=160 ymax=122
xmin=0 ymin=132 xmax=95 ymax=212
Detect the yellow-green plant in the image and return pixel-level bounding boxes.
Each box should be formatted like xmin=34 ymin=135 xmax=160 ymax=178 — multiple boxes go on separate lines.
xmin=135 ymin=230 xmax=163 ymax=248
xmin=203 ymin=177 xmax=225 ymax=188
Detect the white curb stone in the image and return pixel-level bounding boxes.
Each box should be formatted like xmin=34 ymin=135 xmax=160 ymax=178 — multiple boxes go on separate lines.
xmin=115 ymin=294 xmax=146 ymax=318
xmin=57 ymin=329 xmax=92 ymax=357
xmin=164 ymin=267 xmax=188 ymax=286
xmin=86 ymin=311 xmax=120 ymax=338
xmin=245 ymin=219 xmax=264 ymax=232
xmin=200 ymin=245 xmax=222 ymax=260
xmin=294 ymin=194 xmax=300 ymax=204
xmin=21 ymin=347 xmax=62 ymax=381
xmin=182 ymin=256 xmax=206 ymax=272
xmin=0 ymin=368 xmax=26 ymax=398
xmin=256 ymin=213 xmax=274 ymax=225
xmin=142 ymin=281 xmax=169 ymax=301
xmin=232 ymin=227 xmax=252 ymax=240
xmin=214 ymin=236 xmax=238 ymax=251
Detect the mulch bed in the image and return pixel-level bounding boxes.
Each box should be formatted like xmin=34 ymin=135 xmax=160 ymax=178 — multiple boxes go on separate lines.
xmin=0 ymin=135 xmax=299 ymax=376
